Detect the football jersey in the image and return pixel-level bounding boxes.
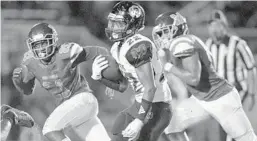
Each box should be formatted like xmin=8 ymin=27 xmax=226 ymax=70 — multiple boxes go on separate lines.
xmin=20 ymin=43 xmax=108 ymax=105
xmin=169 ymin=35 xmax=233 ymax=101
xmin=110 ymin=34 xmax=172 ymax=103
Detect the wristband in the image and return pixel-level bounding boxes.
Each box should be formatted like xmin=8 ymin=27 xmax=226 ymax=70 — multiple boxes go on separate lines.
xmin=136 ymin=99 xmax=152 ymax=122
xmin=91 ymin=74 xmax=102 ymax=80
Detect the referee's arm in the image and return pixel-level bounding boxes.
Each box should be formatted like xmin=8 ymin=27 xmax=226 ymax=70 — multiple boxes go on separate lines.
xmin=237 ymin=40 xmax=257 ymax=96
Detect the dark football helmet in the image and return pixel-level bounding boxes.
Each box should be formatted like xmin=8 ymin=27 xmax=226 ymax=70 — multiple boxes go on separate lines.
xmin=105 ymin=1 xmax=145 ymax=42
xmin=26 ymin=23 xmax=58 ymax=59
xmin=152 ymin=12 xmax=188 ymax=49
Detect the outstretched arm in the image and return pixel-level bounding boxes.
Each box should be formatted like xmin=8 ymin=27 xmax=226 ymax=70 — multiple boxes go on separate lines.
xmin=66 ymin=43 xmax=110 ymax=68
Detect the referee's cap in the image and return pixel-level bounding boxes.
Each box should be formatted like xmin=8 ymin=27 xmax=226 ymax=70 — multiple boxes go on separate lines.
xmin=209 ymin=10 xmax=229 ymax=27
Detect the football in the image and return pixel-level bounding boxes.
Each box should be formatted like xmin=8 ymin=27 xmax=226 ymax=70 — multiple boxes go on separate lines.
xmin=102 ymin=55 xmax=123 ymax=81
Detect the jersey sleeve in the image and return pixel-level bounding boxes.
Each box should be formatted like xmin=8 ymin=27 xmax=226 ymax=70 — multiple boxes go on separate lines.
xmin=170 ymin=37 xmax=196 ymax=58
xmin=59 ymin=42 xmax=110 ymax=67
xmin=237 ymin=40 xmax=256 ymax=70
xmin=83 ymin=46 xmax=111 ymax=60
xmin=125 ymin=40 xmax=153 ymax=68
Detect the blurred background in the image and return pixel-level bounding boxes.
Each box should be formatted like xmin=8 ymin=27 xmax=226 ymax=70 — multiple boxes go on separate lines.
xmin=1 ymin=1 xmax=257 ymax=141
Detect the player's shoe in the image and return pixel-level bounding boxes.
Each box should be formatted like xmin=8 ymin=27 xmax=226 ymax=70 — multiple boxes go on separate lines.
xmin=1 ymin=104 xmax=12 ymax=118
xmin=1 ymin=105 xmax=34 ymax=128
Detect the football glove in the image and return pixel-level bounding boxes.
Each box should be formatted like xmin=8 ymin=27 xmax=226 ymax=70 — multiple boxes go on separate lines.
xmin=91 ymin=55 xmax=109 ymax=80
xmin=122 ymin=118 xmax=144 ymax=141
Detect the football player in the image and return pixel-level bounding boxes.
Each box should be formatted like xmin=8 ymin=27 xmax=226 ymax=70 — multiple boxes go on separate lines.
xmin=91 ymin=1 xmax=172 ymax=141
xmin=12 ymin=23 xmax=110 ymax=141
xmin=1 ymin=104 xmax=34 ymax=141
xmin=152 ymin=12 xmax=257 ymax=141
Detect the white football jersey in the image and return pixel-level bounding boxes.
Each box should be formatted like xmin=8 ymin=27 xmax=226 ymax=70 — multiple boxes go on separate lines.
xmin=110 ymin=34 xmax=172 ymax=103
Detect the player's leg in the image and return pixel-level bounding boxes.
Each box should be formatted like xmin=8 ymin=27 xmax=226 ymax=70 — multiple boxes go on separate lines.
xmin=226 ymin=88 xmax=247 ymax=141
xmin=136 ymin=102 xmax=172 ymax=141
xmin=111 ymin=108 xmax=135 ymax=141
xmin=1 ymin=104 xmax=13 ymax=141
xmin=1 ymin=119 xmax=13 ymax=141
xmin=164 ymin=96 xmax=211 ymax=141
xmin=42 ymin=92 xmax=104 ymax=141
xmin=73 ymin=116 xmax=110 ymax=141
xmin=193 ymin=88 xmax=257 ymax=141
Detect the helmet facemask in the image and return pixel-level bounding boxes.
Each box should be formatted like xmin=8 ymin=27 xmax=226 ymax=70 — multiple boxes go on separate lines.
xmin=105 ymin=13 xmax=134 ymax=42
xmin=153 ymin=12 xmax=189 ymax=50
xmin=152 ymin=24 xmax=178 ymax=50
xmin=27 ymin=33 xmax=58 ymax=60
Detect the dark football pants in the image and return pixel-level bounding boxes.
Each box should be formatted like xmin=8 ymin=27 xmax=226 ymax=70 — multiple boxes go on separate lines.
xmin=111 ymin=101 xmax=172 ymax=141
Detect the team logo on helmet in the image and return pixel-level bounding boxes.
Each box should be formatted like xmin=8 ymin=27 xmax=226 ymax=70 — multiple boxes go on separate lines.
xmin=129 ymin=5 xmax=142 ymax=18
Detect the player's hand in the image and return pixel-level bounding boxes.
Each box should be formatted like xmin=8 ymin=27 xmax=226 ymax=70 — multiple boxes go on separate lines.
xmin=91 ymin=55 xmax=109 ymax=80
xmin=122 ymin=118 xmax=143 ymax=140
xmin=13 ymin=67 xmax=23 ymax=78
xmin=158 ymin=49 xmax=167 ymax=66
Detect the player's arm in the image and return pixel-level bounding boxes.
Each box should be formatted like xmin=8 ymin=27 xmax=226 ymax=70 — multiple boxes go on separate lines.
xmin=99 ymin=76 xmax=128 ymax=93
xmin=164 ymin=43 xmax=201 ymax=87
xmin=12 ymin=64 xmax=36 ymax=95
xmin=126 ymin=41 xmax=157 ymax=121
xmin=237 ymin=40 xmax=257 ymax=96
xmin=66 ymin=43 xmax=110 ymax=68
xmin=12 ymin=52 xmax=36 ymax=95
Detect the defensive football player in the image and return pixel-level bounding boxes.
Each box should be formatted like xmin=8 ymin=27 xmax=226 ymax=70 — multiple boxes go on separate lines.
xmin=1 ymin=104 xmax=34 ymax=141
xmin=152 ymin=12 xmax=257 ymax=141
xmin=12 ymin=23 xmax=110 ymax=141
xmin=91 ymin=1 xmax=172 ymax=141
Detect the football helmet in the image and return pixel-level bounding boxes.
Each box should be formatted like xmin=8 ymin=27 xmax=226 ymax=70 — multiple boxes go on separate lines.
xmin=152 ymin=12 xmax=188 ymax=49
xmin=105 ymin=1 xmax=145 ymax=42
xmin=26 ymin=23 xmax=58 ymax=59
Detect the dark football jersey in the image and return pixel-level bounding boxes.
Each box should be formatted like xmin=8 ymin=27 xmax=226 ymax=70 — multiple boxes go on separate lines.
xmin=20 ymin=43 xmax=109 ymax=104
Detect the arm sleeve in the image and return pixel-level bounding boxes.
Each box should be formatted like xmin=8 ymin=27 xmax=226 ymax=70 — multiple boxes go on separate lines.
xmin=125 ymin=41 xmax=153 ymax=68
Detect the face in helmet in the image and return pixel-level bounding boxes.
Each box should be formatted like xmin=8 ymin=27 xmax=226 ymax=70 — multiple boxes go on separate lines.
xmin=105 ymin=1 xmax=145 ymax=42
xmin=208 ymin=10 xmax=228 ymax=44
xmin=152 ymin=12 xmax=188 ymax=49
xmin=26 ymin=23 xmax=58 ymax=61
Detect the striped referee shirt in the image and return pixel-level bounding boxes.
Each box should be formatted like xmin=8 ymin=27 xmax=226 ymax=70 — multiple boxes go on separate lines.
xmin=206 ymin=35 xmax=257 ymax=97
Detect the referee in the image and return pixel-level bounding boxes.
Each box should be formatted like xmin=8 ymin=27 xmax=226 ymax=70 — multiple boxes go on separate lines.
xmin=206 ymin=10 xmax=257 ymax=141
